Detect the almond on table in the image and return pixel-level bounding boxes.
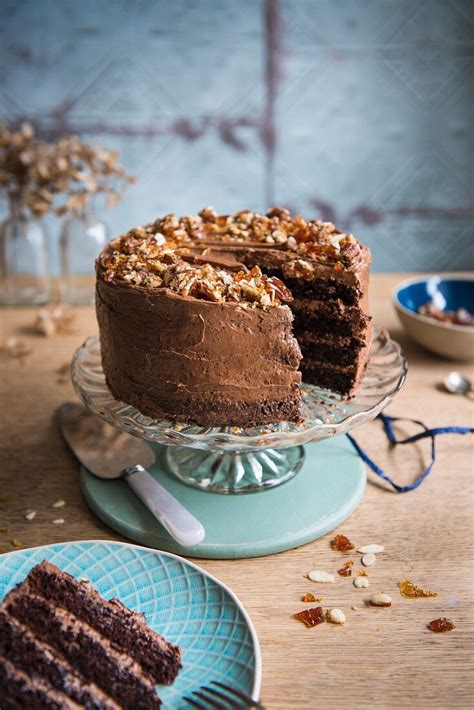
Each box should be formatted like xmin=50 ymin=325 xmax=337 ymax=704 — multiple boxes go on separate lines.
xmin=307 ymin=570 xmax=335 ymax=583
xmin=357 ymin=544 xmax=384 ymax=554
xmin=327 ymin=608 xmax=346 ymax=625
xmin=361 ymin=552 xmax=376 ymax=567
xmin=368 ymin=593 xmax=392 ymax=607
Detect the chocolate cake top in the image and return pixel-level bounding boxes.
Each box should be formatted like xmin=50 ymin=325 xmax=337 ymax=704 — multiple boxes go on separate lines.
xmin=98 ymin=207 xmax=366 ymax=308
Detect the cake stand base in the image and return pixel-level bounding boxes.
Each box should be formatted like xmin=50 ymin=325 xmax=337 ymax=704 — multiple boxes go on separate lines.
xmin=166 ymin=446 xmax=305 ymax=493
xmin=80 ymin=435 xmax=366 ymax=559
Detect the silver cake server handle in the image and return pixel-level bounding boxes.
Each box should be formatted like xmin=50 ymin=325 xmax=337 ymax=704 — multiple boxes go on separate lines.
xmin=122 ymin=465 xmax=205 ymax=547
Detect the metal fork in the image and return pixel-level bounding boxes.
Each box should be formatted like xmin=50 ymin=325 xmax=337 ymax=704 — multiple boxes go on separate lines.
xmin=183 ymin=680 xmax=265 ymax=709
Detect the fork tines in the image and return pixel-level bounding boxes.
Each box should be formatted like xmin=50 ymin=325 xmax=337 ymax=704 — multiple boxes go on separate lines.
xmin=183 ymin=680 xmax=265 ymax=709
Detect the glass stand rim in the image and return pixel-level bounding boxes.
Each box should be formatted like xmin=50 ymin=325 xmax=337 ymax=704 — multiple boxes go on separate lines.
xmin=71 ymin=326 xmax=406 ymax=493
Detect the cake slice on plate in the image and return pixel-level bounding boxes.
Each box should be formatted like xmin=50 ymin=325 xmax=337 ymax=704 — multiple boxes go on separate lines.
xmin=0 ymin=561 xmax=181 ymax=709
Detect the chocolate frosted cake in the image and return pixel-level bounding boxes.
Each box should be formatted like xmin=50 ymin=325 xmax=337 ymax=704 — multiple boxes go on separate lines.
xmin=0 ymin=561 xmax=181 ymax=709
xmin=96 ymin=207 xmax=371 ymax=427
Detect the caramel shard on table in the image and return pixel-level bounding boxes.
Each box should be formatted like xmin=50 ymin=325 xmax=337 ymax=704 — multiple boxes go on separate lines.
xmin=399 ymin=579 xmax=438 ymax=598
xmin=302 ymin=592 xmax=321 ymax=603
xmin=337 ymin=561 xmax=354 ymax=577
xmin=293 ymin=606 xmax=325 ymax=628
xmin=428 ymin=618 xmax=455 ymax=632
xmin=331 ymin=534 xmax=355 ymax=552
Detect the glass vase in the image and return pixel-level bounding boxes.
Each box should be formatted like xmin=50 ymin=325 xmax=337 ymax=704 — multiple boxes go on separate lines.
xmin=60 ymin=209 xmax=109 ymax=305
xmin=0 ymin=197 xmax=50 ymax=306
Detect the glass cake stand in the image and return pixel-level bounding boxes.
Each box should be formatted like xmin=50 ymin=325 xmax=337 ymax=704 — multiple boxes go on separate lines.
xmin=71 ymin=327 xmax=407 ymax=494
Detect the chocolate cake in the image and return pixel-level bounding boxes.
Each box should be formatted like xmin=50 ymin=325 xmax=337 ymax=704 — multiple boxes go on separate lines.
xmin=96 ymin=207 xmax=371 ymax=427
xmin=0 ymin=561 xmax=181 ymax=709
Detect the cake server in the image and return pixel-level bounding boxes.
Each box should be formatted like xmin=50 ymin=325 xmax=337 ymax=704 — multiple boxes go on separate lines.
xmin=58 ymin=402 xmax=205 ymax=547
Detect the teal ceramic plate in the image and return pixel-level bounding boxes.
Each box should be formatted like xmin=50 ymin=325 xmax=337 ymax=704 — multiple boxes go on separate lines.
xmin=0 ymin=540 xmax=261 ymax=709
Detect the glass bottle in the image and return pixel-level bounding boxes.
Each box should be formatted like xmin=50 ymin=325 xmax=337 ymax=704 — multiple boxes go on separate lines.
xmin=0 ymin=195 xmax=50 ymax=306
xmin=59 ymin=208 xmax=109 ymax=305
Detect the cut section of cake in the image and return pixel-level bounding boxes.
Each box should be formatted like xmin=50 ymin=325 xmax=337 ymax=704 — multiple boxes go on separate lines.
xmin=0 ymin=561 xmax=181 ymax=709
xmin=96 ymin=207 xmax=371 ymax=427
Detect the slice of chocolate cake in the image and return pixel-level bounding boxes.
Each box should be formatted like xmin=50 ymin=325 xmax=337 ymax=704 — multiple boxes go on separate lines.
xmin=0 ymin=658 xmax=83 ymax=710
xmin=0 ymin=561 xmax=182 ymax=709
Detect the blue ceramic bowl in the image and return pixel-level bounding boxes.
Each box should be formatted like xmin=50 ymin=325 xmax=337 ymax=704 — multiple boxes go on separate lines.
xmin=393 ymin=276 xmax=474 ymax=360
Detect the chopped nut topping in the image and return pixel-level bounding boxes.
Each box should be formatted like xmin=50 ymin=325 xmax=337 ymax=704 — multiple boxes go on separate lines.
xmin=11 ymin=539 xmax=23 ymax=547
xmin=25 ymin=511 xmax=36 ymax=521
xmin=398 ymin=579 xmax=438 ymax=599
xmin=331 ymin=534 xmax=355 ymax=552
xmin=52 ymin=518 xmax=65 ymax=525
xmin=293 ymin=606 xmax=325 ymax=628
xmin=100 ymin=207 xmax=363 ymax=306
xmin=52 ymin=500 xmax=66 ymax=508
xmin=428 ymin=618 xmax=455 ymax=632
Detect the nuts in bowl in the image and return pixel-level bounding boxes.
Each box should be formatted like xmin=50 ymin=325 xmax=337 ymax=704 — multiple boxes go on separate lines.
xmin=393 ymin=276 xmax=474 ymax=361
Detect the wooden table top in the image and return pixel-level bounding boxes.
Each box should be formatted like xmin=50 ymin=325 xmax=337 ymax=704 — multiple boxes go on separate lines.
xmin=1 ymin=273 xmax=473 ymax=709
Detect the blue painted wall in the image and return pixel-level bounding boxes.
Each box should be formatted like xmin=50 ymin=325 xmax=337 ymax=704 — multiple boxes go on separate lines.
xmin=0 ymin=0 xmax=473 ymax=272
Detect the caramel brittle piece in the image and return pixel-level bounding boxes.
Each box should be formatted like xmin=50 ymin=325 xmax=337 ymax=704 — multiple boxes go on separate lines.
xmin=399 ymin=579 xmax=438 ymax=599
xmin=428 ymin=618 xmax=455 ymax=632
xmin=302 ymin=593 xmax=321 ymax=603
xmin=337 ymin=561 xmax=354 ymax=577
xmin=293 ymin=606 xmax=325 ymax=628
xmin=331 ymin=534 xmax=355 ymax=552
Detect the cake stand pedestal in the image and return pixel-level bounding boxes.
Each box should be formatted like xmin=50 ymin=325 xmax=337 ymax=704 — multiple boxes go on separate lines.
xmin=72 ymin=328 xmax=406 ymax=558
xmin=166 ymin=446 xmax=305 ymax=493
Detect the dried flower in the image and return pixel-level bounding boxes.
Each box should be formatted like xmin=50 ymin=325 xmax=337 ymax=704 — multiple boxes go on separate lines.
xmin=0 ymin=337 xmax=33 ymax=364
xmin=33 ymin=306 xmax=76 ymax=337
xmin=0 ymin=122 xmax=136 ymax=218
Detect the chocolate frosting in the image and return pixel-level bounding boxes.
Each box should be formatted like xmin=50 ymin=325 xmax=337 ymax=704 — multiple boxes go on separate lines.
xmin=96 ymin=269 xmax=302 ymax=426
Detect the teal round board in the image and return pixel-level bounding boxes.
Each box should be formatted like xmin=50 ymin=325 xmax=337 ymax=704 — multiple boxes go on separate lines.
xmin=80 ymin=435 xmax=366 ymax=559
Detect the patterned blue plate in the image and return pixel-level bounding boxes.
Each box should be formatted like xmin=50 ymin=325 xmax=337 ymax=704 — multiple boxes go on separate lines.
xmin=0 ymin=540 xmax=261 ymax=709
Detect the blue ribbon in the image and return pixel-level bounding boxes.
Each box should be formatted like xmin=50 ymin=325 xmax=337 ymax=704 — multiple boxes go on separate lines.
xmin=346 ymin=413 xmax=474 ymax=493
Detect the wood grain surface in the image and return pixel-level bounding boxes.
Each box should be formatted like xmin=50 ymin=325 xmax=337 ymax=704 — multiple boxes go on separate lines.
xmin=1 ymin=273 xmax=473 ymax=709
